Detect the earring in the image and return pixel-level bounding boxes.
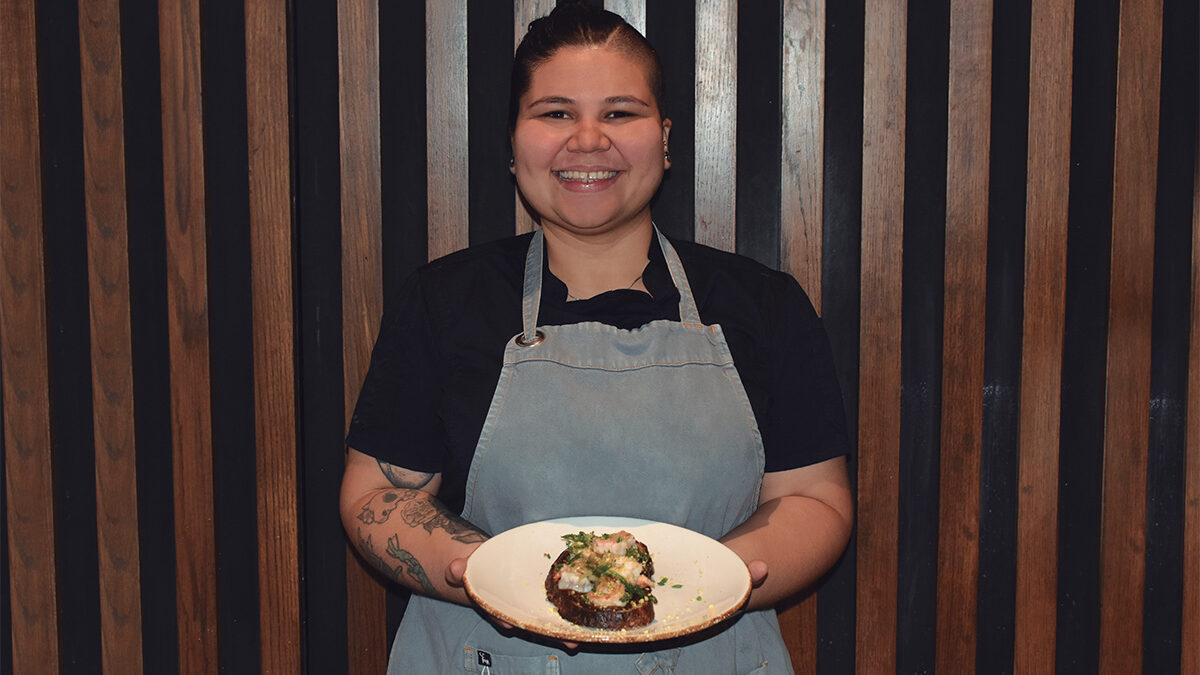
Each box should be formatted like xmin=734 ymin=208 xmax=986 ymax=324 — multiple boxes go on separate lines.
xmin=664 ymin=151 xmax=671 ymax=162
xmin=509 ymin=157 xmax=515 ymax=169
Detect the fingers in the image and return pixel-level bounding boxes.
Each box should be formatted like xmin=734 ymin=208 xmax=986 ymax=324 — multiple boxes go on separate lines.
xmin=445 ymin=558 xmax=468 ymax=587
xmin=746 ymin=559 xmax=768 ymax=587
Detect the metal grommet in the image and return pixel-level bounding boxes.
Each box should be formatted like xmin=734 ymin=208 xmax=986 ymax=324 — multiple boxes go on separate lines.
xmin=515 ymin=330 xmax=545 ymax=347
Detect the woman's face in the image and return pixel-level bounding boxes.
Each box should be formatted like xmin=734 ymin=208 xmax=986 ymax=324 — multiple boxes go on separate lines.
xmin=511 ymin=45 xmax=670 ymax=238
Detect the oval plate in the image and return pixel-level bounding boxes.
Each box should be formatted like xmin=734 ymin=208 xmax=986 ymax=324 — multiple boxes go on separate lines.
xmin=463 ymin=516 xmax=751 ymax=644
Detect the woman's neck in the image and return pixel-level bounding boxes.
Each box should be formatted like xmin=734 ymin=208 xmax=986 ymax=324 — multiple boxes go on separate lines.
xmin=542 ymin=222 xmax=654 ymax=301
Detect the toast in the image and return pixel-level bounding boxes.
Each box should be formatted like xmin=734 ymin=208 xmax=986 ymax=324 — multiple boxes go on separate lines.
xmin=544 ymin=531 xmax=656 ymax=629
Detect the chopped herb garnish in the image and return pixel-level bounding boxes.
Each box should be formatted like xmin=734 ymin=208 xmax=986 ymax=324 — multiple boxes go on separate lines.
xmin=672 ymin=584 xmax=682 ymax=589
xmin=696 ymin=596 xmax=703 ymax=601
xmin=657 ymin=577 xmax=668 ymax=586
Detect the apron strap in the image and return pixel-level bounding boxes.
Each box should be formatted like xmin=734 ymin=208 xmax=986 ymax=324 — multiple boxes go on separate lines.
xmin=519 ymin=225 xmax=702 ymax=339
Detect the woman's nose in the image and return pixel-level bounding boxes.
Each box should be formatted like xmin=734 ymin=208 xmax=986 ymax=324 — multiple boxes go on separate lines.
xmin=566 ymin=120 xmax=611 ymax=152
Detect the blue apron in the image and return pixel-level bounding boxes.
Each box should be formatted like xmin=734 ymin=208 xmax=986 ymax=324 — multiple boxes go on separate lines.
xmin=389 ymin=228 xmax=793 ymax=674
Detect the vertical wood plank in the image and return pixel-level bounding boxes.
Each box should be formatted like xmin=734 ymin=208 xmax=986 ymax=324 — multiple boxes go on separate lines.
xmin=246 ymin=0 xmax=302 ymax=671
xmin=428 ymin=0 xmax=470 ymax=257
xmin=780 ymin=0 xmax=825 ymax=309
xmin=1098 ymin=0 xmax=1163 ymax=672
xmin=339 ymin=0 xmax=388 ymax=672
xmin=1014 ymin=1 xmax=1073 ymax=670
xmin=694 ymin=0 xmax=736 ymax=250
xmin=935 ymin=0 xmax=992 ymax=670
xmin=78 ymin=0 xmax=145 ymax=671
xmin=856 ymin=1 xmax=906 ymax=672
xmin=0 ymin=1 xmax=61 ymax=671
xmin=158 ymin=0 xmax=219 ymax=671
xmin=777 ymin=1 xmax=824 ymax=671
xmin=1182 ymin=149 xmax=1200 ymax=675
xmin=604 ymin=0 xmax=645 ymax=34
xmin=513 ymin=0 xmax=556 ymax=236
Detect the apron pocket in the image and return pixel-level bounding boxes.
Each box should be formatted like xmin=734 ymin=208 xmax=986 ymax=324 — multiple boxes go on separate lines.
xmin=634 ymin=648 xmax=681 ymax=675
xmin=462 ymin=645 xmax=561 ymax=674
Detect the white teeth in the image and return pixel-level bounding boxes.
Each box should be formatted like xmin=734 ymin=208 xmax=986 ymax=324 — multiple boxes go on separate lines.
xmin=555 ymin=170 xmax=618 ymax=182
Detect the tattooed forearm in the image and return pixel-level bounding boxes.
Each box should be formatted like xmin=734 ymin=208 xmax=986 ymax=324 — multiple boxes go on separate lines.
xmin=377 ymin=460 xmax=435 ymax=489
xmin=386 ymin=535 xmax=438 ymax=596
xmin=357 ymin=530 xmax=438 ymax=596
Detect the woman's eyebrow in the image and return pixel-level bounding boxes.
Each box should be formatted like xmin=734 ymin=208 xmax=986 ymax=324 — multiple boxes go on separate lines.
xmin=526 ymin=95 xmax=650 ymax=107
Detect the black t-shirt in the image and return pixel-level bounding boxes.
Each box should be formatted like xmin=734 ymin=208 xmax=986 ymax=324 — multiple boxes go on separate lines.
xmin=347 ymin=232 xmax=848 ymax=514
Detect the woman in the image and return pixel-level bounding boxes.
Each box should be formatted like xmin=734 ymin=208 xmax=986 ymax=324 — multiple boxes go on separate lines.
xmin=341 ymin=4 xmax=853 ymax=673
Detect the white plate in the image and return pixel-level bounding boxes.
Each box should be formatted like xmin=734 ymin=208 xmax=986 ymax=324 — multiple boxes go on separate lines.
xmin=463 ymin=516 xmax=751 ymax=643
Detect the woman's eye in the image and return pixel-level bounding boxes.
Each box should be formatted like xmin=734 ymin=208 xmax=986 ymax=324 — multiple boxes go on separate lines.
xmin=605 ymin=110 xmax=634 ymax=119
xmin=542 ymin=110 xmax=569 ymax=119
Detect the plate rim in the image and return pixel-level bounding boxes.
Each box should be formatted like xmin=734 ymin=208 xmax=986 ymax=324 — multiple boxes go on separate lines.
xmin=462 ymin=515 xmax=752 ymax=644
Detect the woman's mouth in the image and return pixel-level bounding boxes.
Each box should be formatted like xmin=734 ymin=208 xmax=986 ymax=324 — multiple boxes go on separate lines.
xmin=554 ymin=170 xmax=619 ymax=183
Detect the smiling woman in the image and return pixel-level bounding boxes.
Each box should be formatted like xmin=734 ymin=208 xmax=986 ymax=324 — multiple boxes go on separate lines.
xmin=340 ymin=3 xmax=853 ymax=673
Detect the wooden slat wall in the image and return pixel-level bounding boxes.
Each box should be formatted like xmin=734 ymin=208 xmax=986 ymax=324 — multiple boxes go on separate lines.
xmin=1 ymin=1 xmax=1196 ymax=673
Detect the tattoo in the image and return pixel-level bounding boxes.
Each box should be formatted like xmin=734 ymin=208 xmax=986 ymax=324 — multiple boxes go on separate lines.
xmin=356 ymin=490 xmax=415 ymax=525
xmin=400 ymin=498 xmax=488 ymax=544
xmin=377 ymin=460 xmax=435 ymax=489
xmin=357 ymin=530 xmax=438 ymax=596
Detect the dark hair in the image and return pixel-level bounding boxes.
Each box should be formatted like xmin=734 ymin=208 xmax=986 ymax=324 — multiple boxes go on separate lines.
xmin=508 ymin=1 xmax=666 ymax=132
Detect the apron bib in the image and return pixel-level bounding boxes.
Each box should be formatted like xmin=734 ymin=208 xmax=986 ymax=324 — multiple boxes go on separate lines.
xmin=390 ymin=229 xmax=792 ymax=674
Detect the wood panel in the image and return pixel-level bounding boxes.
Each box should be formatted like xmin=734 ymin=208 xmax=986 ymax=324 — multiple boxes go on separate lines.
xmin=158 ymin=0 xmax=219 ymax=671
xmin=513 ymin=0 xmax=555 ymax=236
xmin=780 ymin=0 xmax=825 ymax=309
xmin=339 ymin=0 xmax=387 ymax=671
xmin=428 ymin=0 xmax=470 ymax=257
xmin=1183 ymin=148 xmax=1200 ymax=675
xmin=693 ymin=0 xmax=736 ymax=250
xmin=78 ymin=0 xmax=145 ymax=672
xmin=856 ymin=1 xmax=906 ymax=672
xmin=776 ymin=2 xmax=825 ymax=671
xmin=1014 ymin=0 xmax=1074 ymax=670
xmin=935 ymin=0 xmax=992 ymax=670
xmin=604 ymin=0 xmax=645 ymax=34
xmin=1098 ymin=0 xmax=1163 ymax=671
xmin=0 ymin=0 xmax=60 ymax=671
xmin=246 ymin=0 xmax=302 ymax=671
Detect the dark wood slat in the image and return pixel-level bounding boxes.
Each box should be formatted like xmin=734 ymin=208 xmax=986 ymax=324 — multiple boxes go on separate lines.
xmin=158 ymin=0 xmax=219 ymax=671
xmin=1098 ymin=0 xmax=1163 ymax=671
xmin=935 ymin=0 xmax=992 ymax=670
xmin=78 ymin=0 xmax=145 ymax=671
xmin=856 ymin=1 xmax=906 ymax=672
xmin=1183 ymin=154 xmax=1199 ymax=675
xmin=512 ymin=0 xmax=554 ymax=236
xmin=339 ymin=1 xmax=387 ymax=672
xmin=1013 ymin=0 xmax=1073 ymax=670
xmin=0 ymin=1 xmax=61 ymax=671
xmin=245 ymin=0 xmax=303 ymax=671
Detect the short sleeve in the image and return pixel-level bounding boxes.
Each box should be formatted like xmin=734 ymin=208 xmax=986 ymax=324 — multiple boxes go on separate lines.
xmin=761 ymin=277 xmax=850 ymax=471
xmin=345 ymin=271 xmax=447 ymax=472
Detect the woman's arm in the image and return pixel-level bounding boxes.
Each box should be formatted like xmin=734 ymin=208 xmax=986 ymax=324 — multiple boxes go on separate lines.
xmin=719 ymin=456 xmax=854 ymax=610
xmin=339 ymin=448 xmax=488 ymax=605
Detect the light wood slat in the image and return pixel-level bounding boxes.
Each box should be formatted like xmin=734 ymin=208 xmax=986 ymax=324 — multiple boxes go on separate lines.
xmin=1098 ymin=0 xmax=1164 ymax=672
xmin=78 ymin=0 xmax=145 ymax=672
xmin=158 ymin=0 xmax=219 ymax=671
xmin=0 ymin=1 xmax=61 ymax=671
xmin=514 ymin=0 xmax=556 ymax=236
xmin=780 ymin=0 xmax=824 ymax=310
xmin=604 ymin=0 xmax=645 ymax=34
xmin=1013 ymin=1 xmax=1073 ymax=670
xmin=694 ymin=0 xmax=737 ymax=250
xmin=338 ymin=0 xmax=388 ymax=672
xmin=935 ymin=0 xmax=992 ymax=670
xmin=246 ymin=0 xmax=302 ymax=671
xmin=856 ymin=1 xmax=906 ymax=672
xmin=776 ymin=2 xmax=825 ymax=671
xmin=428 ymin=0 xmax=470 ymax=257
xmin=1182 ymin=138 xmax=1200 ymax=675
